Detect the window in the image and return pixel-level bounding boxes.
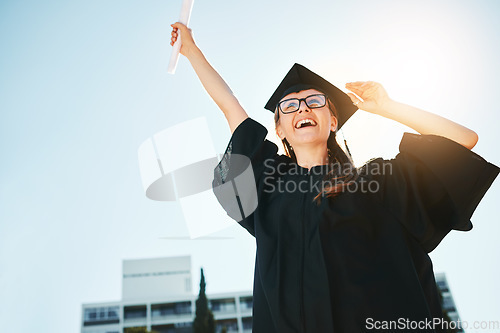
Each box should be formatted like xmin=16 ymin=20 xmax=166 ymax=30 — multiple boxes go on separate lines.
xmin=151 ymin=323 xmax=192 ymax=333
xmin=124 ymin=327 xmax=147 ymax=333
xmin=124 ymin=305 xmax=147 ymax=320
xmin=436 ymin=280 xmax=449 ymax=292
xmin=216 ymin=319 xmax=238 ymax=333
xmin=242 ymin=317 xmax=252 ymax=330
xmin=151 ymin=301 xmax=192 ymax=317
xmin=108 ymin=308 xmax=118 ymax=318
xmin=239 ymin=296 xmax=253 ymax=310
xmin=210 ymin=298 xmax=236 ymax=313
xmin=442 ymin=296 xmax=456 ymax=311
xmin=175 ymin=302 xmax=191 ymax=314
xmin=83 ymin=306 xmax=120 ymax=326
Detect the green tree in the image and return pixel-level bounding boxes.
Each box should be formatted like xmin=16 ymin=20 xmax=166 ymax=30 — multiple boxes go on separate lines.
xmin=193 ymin=268 xmax=215 ymax=333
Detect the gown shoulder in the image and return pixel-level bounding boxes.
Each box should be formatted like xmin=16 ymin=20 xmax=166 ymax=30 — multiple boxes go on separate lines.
xmin=360 ymin=132 xmax=499 ymax=252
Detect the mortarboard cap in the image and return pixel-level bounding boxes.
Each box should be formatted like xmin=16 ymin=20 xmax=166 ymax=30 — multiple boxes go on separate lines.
xmin=264 ymin=63 xmax=358 ymax=129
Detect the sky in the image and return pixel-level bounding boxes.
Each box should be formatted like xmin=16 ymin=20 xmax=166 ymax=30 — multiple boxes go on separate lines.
xmin=1 ymin=0 xmax=500 ymax=331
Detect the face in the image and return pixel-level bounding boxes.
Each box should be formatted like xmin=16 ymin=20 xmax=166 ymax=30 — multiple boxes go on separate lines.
xmin=275 ymin=89 xmax=338 ymax=148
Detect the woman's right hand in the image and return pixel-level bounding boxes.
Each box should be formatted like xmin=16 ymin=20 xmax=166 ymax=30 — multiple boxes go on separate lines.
xmin=170 ymin=22 xmax=197 ymax=58
xmin=169 ymin=22 xmax=248 ymax=132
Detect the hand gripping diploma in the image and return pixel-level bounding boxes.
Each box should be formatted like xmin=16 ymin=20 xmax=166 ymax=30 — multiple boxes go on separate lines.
xmin=170 ymin=22 xmax=249 ymax=133
xmin=167 ymin=0 xmax=194 ymax=74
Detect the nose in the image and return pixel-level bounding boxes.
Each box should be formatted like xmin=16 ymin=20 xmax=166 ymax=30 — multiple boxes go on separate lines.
xmin=297 ymin=99 xmax=311 ymax=113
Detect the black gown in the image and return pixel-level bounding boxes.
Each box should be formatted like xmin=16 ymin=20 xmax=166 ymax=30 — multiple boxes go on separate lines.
xmin=212 ymin=118 xmax=499 ymax=333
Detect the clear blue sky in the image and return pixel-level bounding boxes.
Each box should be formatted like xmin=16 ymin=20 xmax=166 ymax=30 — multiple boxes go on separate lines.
xmin=1 ymin=0 xmax=499 ymax=331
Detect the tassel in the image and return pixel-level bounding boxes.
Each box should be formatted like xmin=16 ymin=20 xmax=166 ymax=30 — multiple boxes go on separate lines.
xmin=340 ymin=129 xmax=354 ymax=162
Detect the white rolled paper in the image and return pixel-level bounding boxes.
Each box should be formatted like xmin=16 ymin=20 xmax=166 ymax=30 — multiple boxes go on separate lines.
xmin=167 ymin=0 xmax=195 ymax=74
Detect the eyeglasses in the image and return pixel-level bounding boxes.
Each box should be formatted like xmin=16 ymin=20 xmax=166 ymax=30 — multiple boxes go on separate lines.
xmin=278 ymin=94 xmax=327 ymax=114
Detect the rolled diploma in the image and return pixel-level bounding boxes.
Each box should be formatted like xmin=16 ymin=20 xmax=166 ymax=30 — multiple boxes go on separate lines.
xmin=167 ymin=0 xmax=195 ymax=74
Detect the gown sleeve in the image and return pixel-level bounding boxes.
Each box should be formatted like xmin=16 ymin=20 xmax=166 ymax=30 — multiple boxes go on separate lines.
xmin=212 ymin=118 xmax=278 ymax=236
xmin=366 ymin=132 xmax=499 ymax=253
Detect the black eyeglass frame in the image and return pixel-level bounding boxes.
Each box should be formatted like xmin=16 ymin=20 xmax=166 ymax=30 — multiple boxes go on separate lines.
xmin=277 ymin=93 xmax=328 ymax=114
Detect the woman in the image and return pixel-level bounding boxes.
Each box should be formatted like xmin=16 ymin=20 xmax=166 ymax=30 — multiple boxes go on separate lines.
xmin=170 ymin=23 xmax=499 ymax=332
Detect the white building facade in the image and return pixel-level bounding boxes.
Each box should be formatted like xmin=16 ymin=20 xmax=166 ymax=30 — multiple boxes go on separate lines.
xmin=81 ymin=256 xmax=252 ymax=333
xmin=82 ymin=256 xmax=462 ymax=333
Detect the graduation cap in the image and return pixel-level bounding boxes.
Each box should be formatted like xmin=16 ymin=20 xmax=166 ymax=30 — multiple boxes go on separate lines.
xmin=264 ymin=63 xmax=358 ymax=129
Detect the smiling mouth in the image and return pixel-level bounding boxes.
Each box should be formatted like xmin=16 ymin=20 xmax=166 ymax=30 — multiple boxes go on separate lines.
xmin=295 ymin=119 xmax=317 ymax=129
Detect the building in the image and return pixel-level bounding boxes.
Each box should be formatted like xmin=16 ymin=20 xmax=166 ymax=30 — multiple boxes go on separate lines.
xmin=435 ymin=273 xmax=464 ymax=333
xmin=81 ymin=257 xmax=463 ymax=333
xmin=81 ymin=256 xmax=252 ymax=333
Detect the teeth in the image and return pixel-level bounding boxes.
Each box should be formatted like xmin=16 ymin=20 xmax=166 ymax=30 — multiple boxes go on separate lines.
xmin=295 ymin=119 xmax=316 ymax=128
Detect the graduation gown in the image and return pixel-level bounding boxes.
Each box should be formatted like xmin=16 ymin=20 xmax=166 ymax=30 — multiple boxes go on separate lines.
xmin=212 ymin=118 xmax=499 ymax=333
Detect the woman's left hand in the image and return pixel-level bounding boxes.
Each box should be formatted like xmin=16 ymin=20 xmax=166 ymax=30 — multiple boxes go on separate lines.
xmin=345 ymin=81 xmax=392 ymax=115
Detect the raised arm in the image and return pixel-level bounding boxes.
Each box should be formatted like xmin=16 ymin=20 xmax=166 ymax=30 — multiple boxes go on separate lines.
xmin=345 ymin=81 xmax=478 ymax=150
xmin=170 ymin=22 xmax=248 ymax=133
